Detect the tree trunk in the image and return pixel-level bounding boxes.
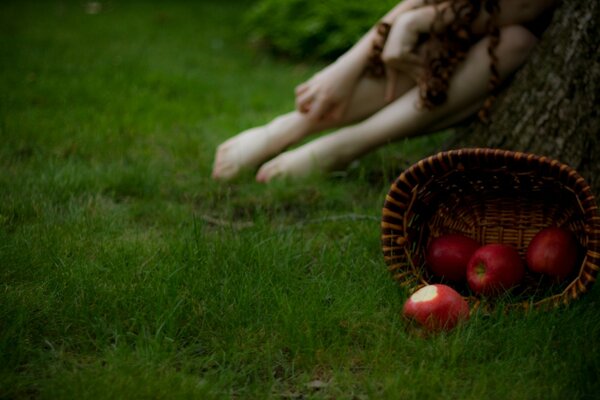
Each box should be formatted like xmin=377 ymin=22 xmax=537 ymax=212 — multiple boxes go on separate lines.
xmin=451 ymin=0 xmax=600 ymax=196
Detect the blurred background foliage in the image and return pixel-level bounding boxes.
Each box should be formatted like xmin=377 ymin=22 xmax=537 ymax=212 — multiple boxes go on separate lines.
xmin=244 ymin=0 xmax=399 ymax=61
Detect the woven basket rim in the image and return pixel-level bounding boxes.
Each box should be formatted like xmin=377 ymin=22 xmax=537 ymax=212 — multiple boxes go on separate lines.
xmin=381 ymin=148 xmax=600 ymax=308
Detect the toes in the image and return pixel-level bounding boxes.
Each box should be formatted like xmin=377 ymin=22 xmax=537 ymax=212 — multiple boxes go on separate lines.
xmin=212 ymin=142 xmax=238 ymax=180
xmin=212 ymin=162 xmax=239 ymax=180
xmin=213 ymin=145 xmax=227 ymax=166
xmin=256 ymin=161 xmax=279 ymax=183
xmin=255 ymin=166 xmax=270 ymax=183
xmin=212 ymin=151 xmax=240 ymax=180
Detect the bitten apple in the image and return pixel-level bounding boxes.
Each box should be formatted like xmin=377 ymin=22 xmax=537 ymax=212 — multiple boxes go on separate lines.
xmin=402 ymin=284 xmax=470 ymax=331
xmin=426 ymin=234 xmax=480 ymax=282
xmin=467 ymin=244 xmax=525 ymax=296
xmin=526 ymin=227 xmax=578 ymax=281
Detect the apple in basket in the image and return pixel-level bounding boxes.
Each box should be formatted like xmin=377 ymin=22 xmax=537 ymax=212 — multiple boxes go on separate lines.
xmin=403 ymin=284 xmax=470 ymax=331
xmin=526 ymin=227 xmax=579 ymax=281
xmin=426 ymin=234 xmax=480 ymax=282
xmin=467 ymin=244 xmax=525 ymax=296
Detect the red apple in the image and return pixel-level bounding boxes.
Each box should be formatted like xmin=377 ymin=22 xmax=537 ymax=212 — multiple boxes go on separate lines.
xmin=426 ymin=234 xmax=480 ymax=282
xmin=526 ymin=227 xmax=578 ymax=281
xmin=466 ymin=244 xmax=525 ymax=296
xmin=402 ymin=284 xmax=470 ymax=331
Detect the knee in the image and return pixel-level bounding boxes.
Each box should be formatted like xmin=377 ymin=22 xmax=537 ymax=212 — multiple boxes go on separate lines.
xmin=496 ymin=25 xmax=538 ymax=73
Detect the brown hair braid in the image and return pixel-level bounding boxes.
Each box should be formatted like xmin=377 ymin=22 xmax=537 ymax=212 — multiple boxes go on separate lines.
xmin=365 ymin=21 xmax=392 ymax=77
xmin=368 ymin=0 xmax=502 ymax=122
xmin=421 ymin=0 xmax=501 ymax=121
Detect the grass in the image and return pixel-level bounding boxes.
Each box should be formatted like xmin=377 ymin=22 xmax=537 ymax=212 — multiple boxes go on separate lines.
xmin=1 ymin=1 xmax=599 ymax=399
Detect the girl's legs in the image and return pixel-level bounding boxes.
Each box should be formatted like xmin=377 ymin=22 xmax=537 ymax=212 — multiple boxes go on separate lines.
xmin=256 ymin=25 xmax=538 ymax=182
xmin=211 ymin=69 xmax=416 ymax=180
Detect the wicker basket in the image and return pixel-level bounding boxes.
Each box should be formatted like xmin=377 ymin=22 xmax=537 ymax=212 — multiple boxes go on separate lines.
xmin=381 ymin=148 xmax=600 ymax=308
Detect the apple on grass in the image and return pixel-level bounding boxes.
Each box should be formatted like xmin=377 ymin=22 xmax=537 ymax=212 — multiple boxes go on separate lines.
xmin=526 ymin=227 xmax=578 ymax=282
xmin=426 ymin=234 xmax=480 ymax=282
xmin=467 ymin=244 xmax=525 ymax=296
xmin=402 ymin=284 xmax=470 ymax=332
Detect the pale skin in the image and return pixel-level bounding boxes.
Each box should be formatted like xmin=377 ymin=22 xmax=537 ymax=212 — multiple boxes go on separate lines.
xmin=212 ymin=0 xmax=556 ymax=182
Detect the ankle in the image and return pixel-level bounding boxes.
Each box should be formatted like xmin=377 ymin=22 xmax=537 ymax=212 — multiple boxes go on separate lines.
xmin=267 ymin=113 xmax=308 ymax=147
xmin=320 ymin=129 xmax=363 ymax=168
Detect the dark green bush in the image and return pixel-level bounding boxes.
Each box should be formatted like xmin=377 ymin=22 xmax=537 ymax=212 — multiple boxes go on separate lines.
xmin=245 ymin=0 xmax=399 ymax=61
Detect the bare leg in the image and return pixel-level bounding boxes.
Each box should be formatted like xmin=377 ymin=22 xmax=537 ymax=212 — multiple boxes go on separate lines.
xmin=211 ymin=71 xmax=415 ymax=180
xmin=256 ymin=25 xmax=538 ymax=182
xmin=211 ymin=115 xmax=307 ymax=180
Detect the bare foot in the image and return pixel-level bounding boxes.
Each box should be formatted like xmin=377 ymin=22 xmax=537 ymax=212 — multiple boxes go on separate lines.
xmin=212 ymin=114 xmax=306 ymax=180
xmin=255 ymin=135 xmax=349 ymax=182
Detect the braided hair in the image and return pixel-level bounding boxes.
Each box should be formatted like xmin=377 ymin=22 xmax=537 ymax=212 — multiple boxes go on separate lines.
xmin=368 ymin=0 xmax=501 ymax=121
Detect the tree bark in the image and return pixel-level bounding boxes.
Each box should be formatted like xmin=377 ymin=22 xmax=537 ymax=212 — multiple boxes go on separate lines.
xmin=451 ymin=0 xmax=600 ymax=196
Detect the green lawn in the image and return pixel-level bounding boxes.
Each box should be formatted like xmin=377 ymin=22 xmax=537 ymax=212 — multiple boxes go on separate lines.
xmin=1 ymin=1 xmax=599 ymax=399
